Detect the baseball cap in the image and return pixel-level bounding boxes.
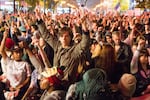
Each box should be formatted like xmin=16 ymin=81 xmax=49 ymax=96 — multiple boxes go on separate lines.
xmin=19 ymin=26 xmax=26 ymax=32
xmin=5 ymin=38 xmax=15 ymax=50
xmin=11 ymin=45 xmax=23 ymax=52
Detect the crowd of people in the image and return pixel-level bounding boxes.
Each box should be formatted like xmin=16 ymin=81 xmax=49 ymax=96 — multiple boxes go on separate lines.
xmin=0 ymin=8 xmax=150 ymax=100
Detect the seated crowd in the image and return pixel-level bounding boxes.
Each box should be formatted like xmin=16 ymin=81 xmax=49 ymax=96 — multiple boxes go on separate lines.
xmin=0 ymin=8 xmax=150 ymax=100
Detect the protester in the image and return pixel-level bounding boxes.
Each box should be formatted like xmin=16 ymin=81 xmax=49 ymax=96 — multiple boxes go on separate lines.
xmin=0 ymin=28 xmax=31 ymax=99
xmin=0 ymin=7 xmax=149 ymax=99
xmin=36 ymin=11 xmax=90 ymax=90
xmin=130 ymin=38 xmax=150 ymax=97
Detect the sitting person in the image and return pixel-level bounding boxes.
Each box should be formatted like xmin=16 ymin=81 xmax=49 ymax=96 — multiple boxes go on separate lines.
xmin=117 ymin=73 xmax=137 ymax=100
xmin=66 ymin=68 xmax=111 ymax=100
xmin=0 ymin=29 xmax=31 ymax=99
xmin=21 ymin=41 xmax=65 ymax=99
xmin=130 ymin=39 xmax=150 ymax=97
xmin=66 ymin=68 xmax=137 ymax=100
xmin=90 ymin=40 xmax=123 ymax=84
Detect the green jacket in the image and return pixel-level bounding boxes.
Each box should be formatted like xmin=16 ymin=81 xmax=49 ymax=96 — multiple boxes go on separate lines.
xmin=37 ymin=19 xmax=90 ymax=89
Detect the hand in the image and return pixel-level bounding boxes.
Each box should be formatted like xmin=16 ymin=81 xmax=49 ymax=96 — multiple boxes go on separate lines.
xmin=3 ymin=28 xmax=9 ymax=38
xmin=14 ymin=89 xmax=20 ymax=97
xmin=35 ymin=9 xmax=41 ymax=20
xmin=142 ymin=85 xmax=150 ymax=95
xmin=34 ymin=39 xmax=40 ymax=47
xmin=138 ymin=39 xmax=145 ymax=49
xmin=9 ymin=86 xmax=16 ymax=91
xmin=0 ymin=75 xmax=5 ymax=81
xmin=81 ymin=15 xmax=88 ymax=32
xmin=0 ymin=75 xmax=6 ymax=81
xmin=18 ymin=41 xmax=28 ymax=49
xmin=15 ymin=84 xmax=23 ymax=90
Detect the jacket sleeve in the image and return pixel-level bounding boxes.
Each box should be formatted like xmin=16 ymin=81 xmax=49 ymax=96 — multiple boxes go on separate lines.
xmin=66 ymin=83 xmax=76 ymax=100
xmin=130 ymin=46 xmax=141 ymax=74
xmin=118 ymin=44 xmax=133 ymax=65
xmin=74 ymin=31 xmax=90 ymax=56
xmin=36 ymin=19 xmax=59 ymax=50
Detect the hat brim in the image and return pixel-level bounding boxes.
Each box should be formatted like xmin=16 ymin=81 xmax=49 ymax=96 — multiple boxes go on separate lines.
xmin=41 ymin=67 xmax=58 ymax=77
xmin=12 ymin=48 xmax=23 ymax=52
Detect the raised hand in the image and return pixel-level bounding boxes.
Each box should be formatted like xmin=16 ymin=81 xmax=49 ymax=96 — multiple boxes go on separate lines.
xmin=138 ymin=38 xmax=145 ymax=49
xmin=35 ymin=8 xmax=41 ymax=20
xmin=3 ymin=27 xmax=9 ymax=38
xmin=81 ymin=15 xmax=88 ymax=32
xmin=18 ymin=41 xmax=28 ymax=49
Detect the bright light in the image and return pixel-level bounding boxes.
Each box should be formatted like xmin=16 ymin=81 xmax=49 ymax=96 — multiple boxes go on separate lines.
xmin=93 ymin=4 xmax=102 ymax=10
xmin=54 ymin=0 xmax=59 ymax=1
xmin=67 ymin=3 xmax=76 ymax=8
xmin=60 ymin=1 xmax=66 ymax=4
xmin=5 ymin=1 xmax=19 ymax=5
xmin=93 ymin=0 xmax=112 ymax=10
xmin=103 ymin=1 xmax=109 ymax=6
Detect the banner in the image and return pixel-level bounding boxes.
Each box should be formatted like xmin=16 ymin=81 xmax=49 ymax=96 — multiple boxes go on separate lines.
xmin=112 ymin=0 xmax=130 ymax=11
xmin=120 ymin=0 xmax=130 ymax=11
xmin=125 ymin=10 xmax=134 ymax=16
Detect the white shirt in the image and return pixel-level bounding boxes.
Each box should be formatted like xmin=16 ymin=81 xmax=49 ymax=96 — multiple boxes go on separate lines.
xmin=1 ymin=57 xmax=31 ymax=88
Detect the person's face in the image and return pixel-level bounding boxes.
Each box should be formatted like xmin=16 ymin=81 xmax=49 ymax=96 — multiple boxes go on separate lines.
xmin=59 ymin=31 xmax=71 ymax=48
xmin=114 ymin=21 xmax=119 ymax=27
xmin=92 ymin=23 xmax=98 ymax=31
xmin=140 ymin=55 xmax=148 ymax=65
xmin=112 ymin=34 xmax=121 ymax=45
xmin=106 ymin=36 xmax=112 ymax=44
xmin=131 ymin=45 xmax=137 ymax=54
xmin=31 ymin=26 xmax=35 ymax=33
xmin=145 ymin=24 xmax=150 ymax=32
xmin=12 ymin=51 xmax=23 ymax=61
xmin=98 ymin=26 xmax=103 ymax=32
xmin=40 ymin=78 xmax=49 ymax=90
xmin=39 ymin=38 xmax=46 ymax=47
xmin=138 ymin=39 xmax=146 ymax=47
xmin=90 ymin=43 xmax=101 ymax=58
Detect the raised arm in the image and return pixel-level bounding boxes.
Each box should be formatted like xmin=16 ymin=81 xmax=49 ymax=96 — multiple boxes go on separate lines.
xmin=130 ymin=48 xmax=140 ymax=74
xmin=124 ymin=26 xmax=136 ymax=46
xmin=35 ymin=11 xmax=59 ymax=50
xmin=35 ymin=40 xmax=52 ymax=69
xmin=130 ymin=40 xmax=145 ymax=74
xmin=0 ymin=28 xmax=9 ymax=60
xmin=20 ymin=41 xmax=44 ymax=73
xmin=74 ymin=15 xmax=90 ymax=55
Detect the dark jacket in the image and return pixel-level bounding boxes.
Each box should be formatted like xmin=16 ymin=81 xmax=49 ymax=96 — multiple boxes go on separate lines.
xmin=44 ymin=43 xmax=54 ymax=66
xmin=115 ymin=42 xmax=133 ymax=73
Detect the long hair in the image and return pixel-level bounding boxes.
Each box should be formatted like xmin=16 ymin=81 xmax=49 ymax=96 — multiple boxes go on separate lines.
xmin=138 ymin=48 xmax=149 ymax=71
xmin=100 ymin=44 xmax=116 ymax=78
